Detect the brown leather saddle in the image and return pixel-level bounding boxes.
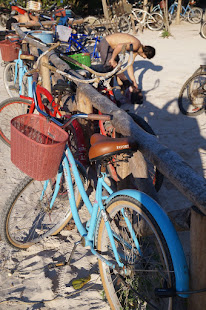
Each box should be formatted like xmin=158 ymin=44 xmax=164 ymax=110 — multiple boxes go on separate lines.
xmin=89 ymin=133 xmax=136 ymax=162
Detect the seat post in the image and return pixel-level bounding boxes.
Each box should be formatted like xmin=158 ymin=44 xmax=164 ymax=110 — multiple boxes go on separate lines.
xmin=96 ymin=161 xmax=106 ymax=178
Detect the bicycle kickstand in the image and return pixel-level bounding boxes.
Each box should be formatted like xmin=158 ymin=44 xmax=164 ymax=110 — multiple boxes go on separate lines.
xmin=66 ymin=237 xmax=84 ymax=266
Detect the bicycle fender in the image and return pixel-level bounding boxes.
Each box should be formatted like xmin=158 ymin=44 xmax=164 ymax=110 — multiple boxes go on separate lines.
xmin=106 ymin=189 xmax=189 ymax=297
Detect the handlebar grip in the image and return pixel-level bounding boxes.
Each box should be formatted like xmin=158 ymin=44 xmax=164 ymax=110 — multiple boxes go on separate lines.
xmin=87 ymin=114 xmax=112 ymax=121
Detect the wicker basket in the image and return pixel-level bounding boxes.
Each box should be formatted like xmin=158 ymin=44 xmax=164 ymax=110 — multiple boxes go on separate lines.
xmin=11 ymin=114 xmax=68 ymax=181
xmin=0 ymin=39 xmax=20 ymax=62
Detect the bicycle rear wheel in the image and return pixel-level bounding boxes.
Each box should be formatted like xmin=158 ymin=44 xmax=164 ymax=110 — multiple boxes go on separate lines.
xmin=146 ymin=12 xmax=164 ymax=31
xmin=3 ymin=62 xmax=20 ymax=98
xmin=0 ymin=165 xmax=86 ymax=249
xmin=200 ymin=21 xmax=206 ymax=39
xmin=97 ymin=195 xmax=175 ymax=310
xmin=117 ymin=15 xmax=131 ymax=33
xmin=178 ymin=72 xmax=206 ymax=116
xmin=0 ymin=97 xmax=33 ymax=146
xmin=188 ymin=7 xmax=202 ymax=24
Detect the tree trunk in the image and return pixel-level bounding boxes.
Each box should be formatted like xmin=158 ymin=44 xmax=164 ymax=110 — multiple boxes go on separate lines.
xmin=101 ymin=0 xmax=109 ymax=20
xmin=163 ymin=0 xmax=170 ymax=32
xmin=176 ymin=0 xmax=182 ymax=24
xmin=143 ymin=0 xmax=148 ymax=11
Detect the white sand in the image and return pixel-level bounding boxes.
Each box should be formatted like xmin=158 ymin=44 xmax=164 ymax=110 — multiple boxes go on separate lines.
xmin=0 ymin=21 xmax=205 ymax=309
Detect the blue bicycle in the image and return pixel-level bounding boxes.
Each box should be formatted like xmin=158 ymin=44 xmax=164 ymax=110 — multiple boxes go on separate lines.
xmin=169 ymin=1 xmax=202 ymax=23
xmin=56 ymin=30 xmax=101 ymax=61
xmin=0 ymin=74 xmax=190 ymax=309
xmin=3 ymin=48 xmax=34 ymax=98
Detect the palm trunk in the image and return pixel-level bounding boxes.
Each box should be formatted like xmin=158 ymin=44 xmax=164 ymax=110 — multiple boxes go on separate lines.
xmin=176 ymin=0 xmax=182 ymax=24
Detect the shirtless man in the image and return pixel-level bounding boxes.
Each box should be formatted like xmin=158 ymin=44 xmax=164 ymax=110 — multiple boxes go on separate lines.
xmin=6 ymin=11 xmax=38 ymax=30
xmin=97 ymin=33 xmax=155 ymax=103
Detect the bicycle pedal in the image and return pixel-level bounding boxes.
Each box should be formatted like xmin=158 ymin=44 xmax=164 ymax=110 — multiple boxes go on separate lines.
xmin=48 ymin=261 xmax=66 ymax=269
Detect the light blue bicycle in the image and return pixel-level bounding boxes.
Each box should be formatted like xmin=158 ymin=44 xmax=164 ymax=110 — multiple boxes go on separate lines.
xmin=3 ymin=48 xmax=34 ymax=98
xmin=0 ymin=79 xmax=190 ymax=309
xmin=168 ymin=1 xmax=202 ymax=23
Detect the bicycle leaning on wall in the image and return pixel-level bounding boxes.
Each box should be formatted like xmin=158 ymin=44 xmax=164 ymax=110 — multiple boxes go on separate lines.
xmin=178 ymin=65 xmax=206 ymax=116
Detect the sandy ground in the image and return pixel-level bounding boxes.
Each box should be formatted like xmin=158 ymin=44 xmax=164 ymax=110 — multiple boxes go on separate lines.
xmin=0 ymin=20 xmax=205 ymax=309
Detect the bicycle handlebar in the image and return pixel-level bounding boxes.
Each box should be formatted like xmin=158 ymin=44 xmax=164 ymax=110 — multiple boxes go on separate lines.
xmin=42 ymin=62 xmax=100 ymax=84
xmin=40 ymin=43 xmax=134 ymax=84
xmin=32 ymin=81 xmax=112 ymax=128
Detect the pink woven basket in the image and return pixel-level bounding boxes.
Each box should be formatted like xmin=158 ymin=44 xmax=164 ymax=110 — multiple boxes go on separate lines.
xmin=11 ymin=114 xmax=68 ymax=181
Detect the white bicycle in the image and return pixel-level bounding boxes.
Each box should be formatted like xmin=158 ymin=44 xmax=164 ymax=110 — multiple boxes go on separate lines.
xmin=131 ymin=8 xmax=164 ymax=31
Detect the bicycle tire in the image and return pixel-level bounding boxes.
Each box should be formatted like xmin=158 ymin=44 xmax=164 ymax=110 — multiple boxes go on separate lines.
xmin=0 ymin=166 xmax=87 ymax=249
xmin=188 ymin=7 xmax=202 ymax=24
xmin=3 ymin=62 xmax=20 ymax=98
xmin=0 ymin=97 xmax=33 ymax=146
xmin=178 ymin=72 xmax=206 ymax=116
xmin=200 ymin=21 xmax=206 ymax=39
xmin=0 ymin=13 xmax=8 ymax=27
xmin=117 ymin=15 xmax=131 ymax=33
xmin=146 ymin=12 xmax=164 ymax=31
xmin=97 ymin=195 xmax=175 ymax=310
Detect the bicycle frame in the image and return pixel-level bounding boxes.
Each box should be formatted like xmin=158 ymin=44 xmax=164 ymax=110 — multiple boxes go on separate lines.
xmin=14 ymin=50 xmax=33 ymax=97
xmin=169 ymin=2 xmax=192 ymax=17
xmin=43 ymin=130 xmax=190 ymax=297
xmin=63 ymin=33 xmax=100 ymax=60
xmin=33 ymin=75 xmax=190 ymax=297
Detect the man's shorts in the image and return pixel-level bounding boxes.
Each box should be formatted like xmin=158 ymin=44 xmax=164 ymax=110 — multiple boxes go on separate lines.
xmin=97 ymin=38 xmax=119 ymax=72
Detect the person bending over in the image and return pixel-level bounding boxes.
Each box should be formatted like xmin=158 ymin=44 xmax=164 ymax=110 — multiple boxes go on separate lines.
xmin=97 ymin=33 xmax=155 ymax=104
xmin=6 ymin=11 xmax=38 ymax=30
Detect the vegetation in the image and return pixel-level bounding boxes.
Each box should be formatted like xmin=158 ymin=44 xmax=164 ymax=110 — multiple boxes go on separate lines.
xmin=161 ymin=28 xmax=172 ymax=38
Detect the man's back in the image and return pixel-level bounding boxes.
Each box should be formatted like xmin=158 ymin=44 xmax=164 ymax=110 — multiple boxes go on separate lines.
xmin=106 ymin=33 xmax=141 ymax=52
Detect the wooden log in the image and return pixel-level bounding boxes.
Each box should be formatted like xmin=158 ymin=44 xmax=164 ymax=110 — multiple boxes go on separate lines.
xmin=17 ymin=20 xmax=55 ymax=28
xmin=189 ymin=207 xmax=206 ymax=310
xmin=40 ymin=56 xmax=51 ymax=93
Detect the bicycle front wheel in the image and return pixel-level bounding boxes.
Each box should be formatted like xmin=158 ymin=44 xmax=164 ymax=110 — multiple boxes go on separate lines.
xmin=0 ymin=97 xmax=33 ymax=146
xmin=200 ymin=21 xmax=206 ymax=39
xmin=188 ymin=7 xmax=202 ymax=24
xmin=97 ymin=196 xmax=175 ymax=310
xmin=0 ymin=167 xmax=86 ymax=249
xmin=178 ymin=72 xmax=206 ymax=116
xmin=3 ymin=62 xmax=20 ymax=97
xmin=146 ymin=12 xmax=164 ymax=31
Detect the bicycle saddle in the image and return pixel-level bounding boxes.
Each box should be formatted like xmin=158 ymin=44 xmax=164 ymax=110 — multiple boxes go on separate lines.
xmin=20 ymin=54 xmax=35 ymax=61
xmin=89 ymin=133 xmax=135 ymax=162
